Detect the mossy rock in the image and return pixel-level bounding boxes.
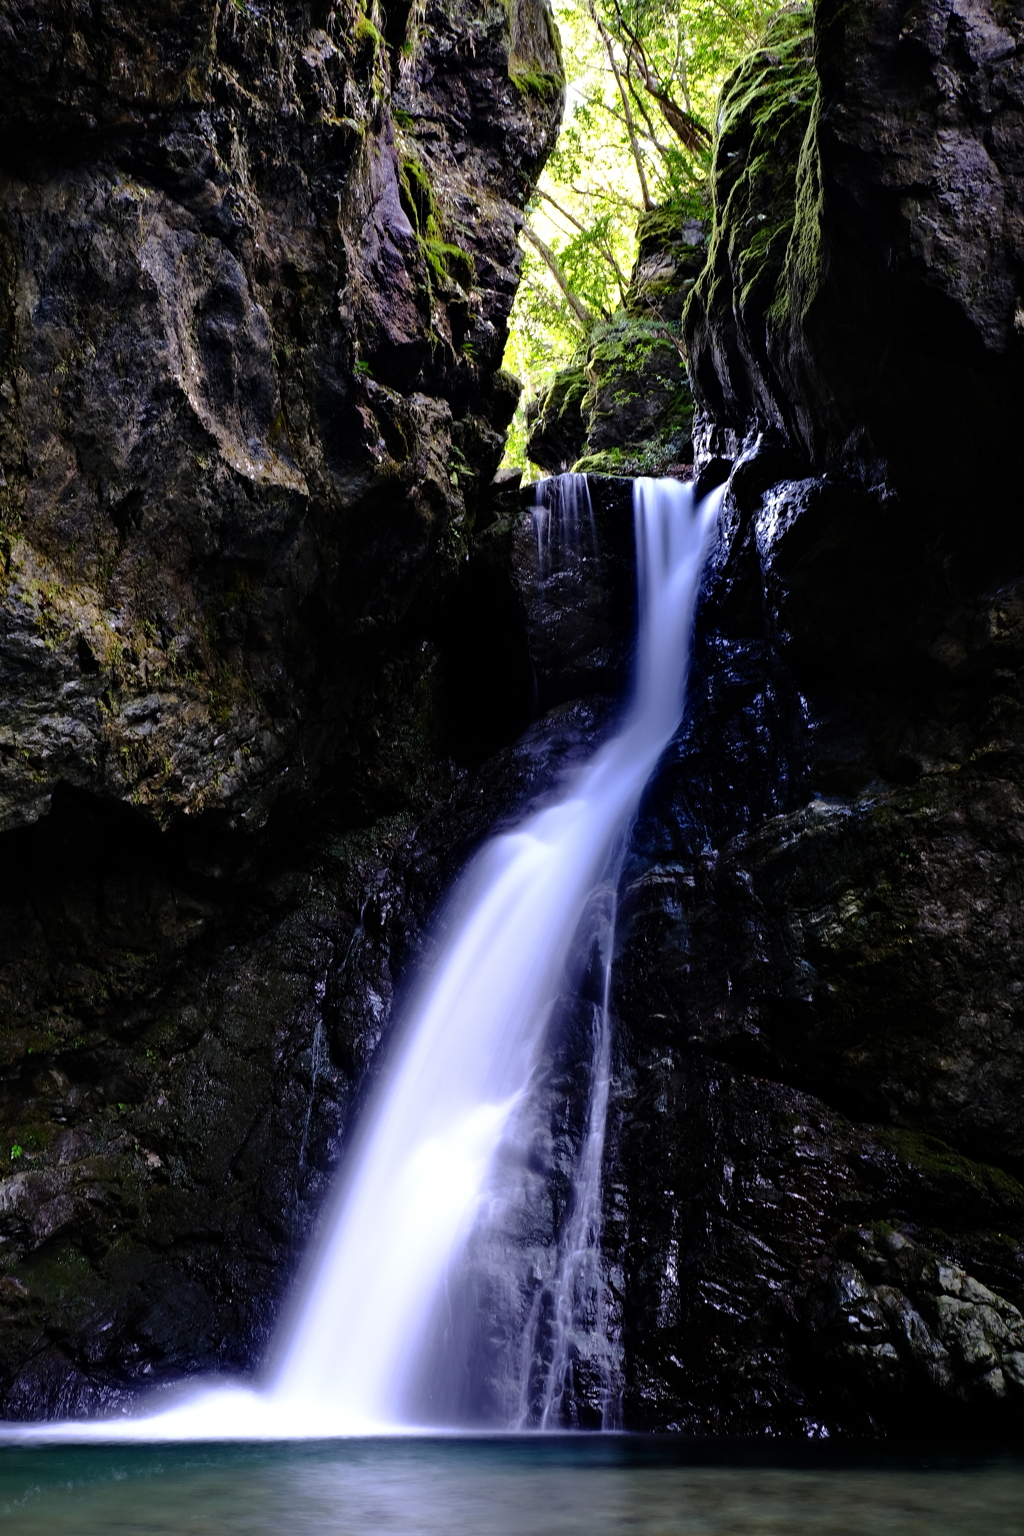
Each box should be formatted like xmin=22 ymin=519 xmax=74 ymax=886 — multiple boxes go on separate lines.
xmin=525 ymin=363 xmax=589 ymax=474
xmin=683 ymin=3 xmax=818 ymax=406
xmin=630 ymin=199 xmax=710 ymax=322
xmin=878 ymin=1128 xmax=1024 ymax=1216
xmin=583 ymin=313 xmax=694 ymax=466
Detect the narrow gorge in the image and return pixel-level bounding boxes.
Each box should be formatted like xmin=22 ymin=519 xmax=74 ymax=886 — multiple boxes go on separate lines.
xmin=2 ymin=0 xmax=1024 ymax=1447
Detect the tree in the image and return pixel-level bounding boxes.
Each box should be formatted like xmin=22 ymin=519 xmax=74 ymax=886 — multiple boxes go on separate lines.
xmin=504 ymin=0 xmax=780 ymax=473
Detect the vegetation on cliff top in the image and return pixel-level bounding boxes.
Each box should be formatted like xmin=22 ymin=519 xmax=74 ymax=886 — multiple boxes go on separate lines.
xmin=502 ymin=0 xmax=781 ymax=471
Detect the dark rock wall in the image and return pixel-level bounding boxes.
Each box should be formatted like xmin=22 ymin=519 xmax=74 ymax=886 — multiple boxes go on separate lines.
xmin=685 ymin=0 xmax=1024 ymax=518
xmin=0 ymin=0 xmax=561 ymax=833
xmin=598 ymin=0 xmax=1024 ymax=1436
xmin=0 ymin=0 xmax=562 ymax=1416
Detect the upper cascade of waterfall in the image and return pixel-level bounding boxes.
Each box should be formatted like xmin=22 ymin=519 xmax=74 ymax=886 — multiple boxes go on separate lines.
xmin=2 ymin=475 xmax=724 ymax=1443
xmin=532 ymin=472 xmax=596 ymax=575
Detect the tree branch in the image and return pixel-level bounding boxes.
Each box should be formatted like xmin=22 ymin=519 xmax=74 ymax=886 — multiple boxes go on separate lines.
xmin=538 ymin=189 xmax=631 ymax=295
xmin=521 ymin=223 xmax=598 ymax=331
xmin=589 ymin=3 xmax=653 ymax=211
xmin=606 ymin=0 xmax=712 ymax=157
xmin=572 ymin=183 xmax=645 ymax=215
xmin=596 ymin=97 xmax=677 ymax=167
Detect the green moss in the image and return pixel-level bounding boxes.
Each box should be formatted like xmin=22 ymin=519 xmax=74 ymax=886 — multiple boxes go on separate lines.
xmin=398 ymin=152 xmax=476 ymax=297
xmin=14 ymin=1123 xmax=55 ymax=1154
xmin=508 ymin=66 xmax=560 ymax=96
xmin=769 ymin=90 xmax=827 ymax=329
xmin=685 ymin=3 xmax=817 ymax=343
xmin=587 ymin=314 xmax=680 ymax=370
xmin=571 ymin=310 xmax=693 ymax=473
xmin=354 ymin=12 xmax=384 ymax=47
xmin=540 ymin=363 xmax=588 ymax=426
xmin=879 ymin=1128 xmax=1024 ymax=1207
xmin=573 ymin=444 xmax=686 ymax=478
xmin=634 ymin=191 xmax=709 ymax=255
xmin=508 ymin=0 xmax=564 ymax=98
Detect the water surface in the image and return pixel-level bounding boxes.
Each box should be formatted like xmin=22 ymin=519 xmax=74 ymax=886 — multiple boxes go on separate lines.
xmin=2 ymin=1436 xmax=1022 ymax=1535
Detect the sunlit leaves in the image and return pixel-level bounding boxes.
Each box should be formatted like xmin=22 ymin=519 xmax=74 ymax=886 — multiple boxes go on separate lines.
xmin=503 ymin=0 xmax=779 ymax=474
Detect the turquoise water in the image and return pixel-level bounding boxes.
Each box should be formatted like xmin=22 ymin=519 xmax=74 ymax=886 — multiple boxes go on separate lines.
xmin=1 ymin=1437 xmax=1022 ymax=1535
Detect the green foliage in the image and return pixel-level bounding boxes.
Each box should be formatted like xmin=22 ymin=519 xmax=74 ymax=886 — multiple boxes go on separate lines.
xmin=573 ymin=441 xmax=678 ymax=475
xmin=503 ymin=0 xmax=781 ymax=472
xmin=354 ymin=11 xmax=385 ymax=47
xmin=398 ymin=152 xmax=476 ymax=300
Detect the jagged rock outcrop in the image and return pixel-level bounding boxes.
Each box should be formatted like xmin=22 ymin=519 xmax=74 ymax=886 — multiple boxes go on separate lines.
xmin=684 ymin=0 xmax=1024 ymax=516
xmin=0 ymin=0 xmax=562 ymax=834
xmin=0 ymin=0 xmax=562 ymax=1416
xmin=601 ymin=0 xmax=1024 ymax=1435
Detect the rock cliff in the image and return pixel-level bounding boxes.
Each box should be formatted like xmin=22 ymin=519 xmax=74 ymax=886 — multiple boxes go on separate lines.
xmin=0 ymin=0 xmax=562 ymax=1415
xmin=0 ymin=0 xmax=561 ymax=834
xmin=4 ymin=0 xmax=1024 ymax=1441
xmin=604 ymin=0 xmax=1024 ymax=1434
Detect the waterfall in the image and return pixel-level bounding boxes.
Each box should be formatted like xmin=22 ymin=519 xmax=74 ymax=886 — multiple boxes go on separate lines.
xmin=515 ymin=875 xmax=622 ymax=1429
xmin=531 ymin=470 xmax=596 ymax=575
xmin=3 ymin=475 xmax=722 ymax=1442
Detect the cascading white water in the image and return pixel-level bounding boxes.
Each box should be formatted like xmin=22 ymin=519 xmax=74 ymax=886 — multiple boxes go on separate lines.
xmin=532 ymin=470 xmax=596 ymax=575
xmin=515 ymin=874 xmax=621 ymax=1430
xmin=2 ymin=476 xmax=722 ymax=1442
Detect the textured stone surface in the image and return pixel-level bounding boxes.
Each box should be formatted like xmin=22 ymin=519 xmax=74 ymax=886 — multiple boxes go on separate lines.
xmin=597 ymin=0 xmax=1024 ymax=1434
xmin=0 ymin=0 xmax=562 ymax=835
xmin=0 ymin=0 xmax=562 ymax=1416
xmin=6 ymin=0 xmax=1024 ymax=1439
xmin=0 ymin=790 xmax=425 ymax=1415
xmin=512 ymin=474 xmax=635 ymax=711
xmin=685 ymin=0 xmax=1024 ymax=514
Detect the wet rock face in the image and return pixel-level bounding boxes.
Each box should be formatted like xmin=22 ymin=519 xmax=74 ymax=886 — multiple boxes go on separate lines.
xmin=685 ymin=0 xmax=1024 ymax=515
xmin=603 ymin=436 xmax=1024 ymax=1434
xmin=604 ymin=1051 xmax=1024 ymax=1435
xmin=439 ymin=472 xmax=639 ymax=767
xmin=817 ymin=1224 xmax=1024 ymax=1414
xmin=0 ymin=0 xmax=564 ymax=1416
xmin=0 ymin=0 xmax=562 ymax=834
xmin=513 ymin=474 xmax=635 ymax=712
xmin=601 ymin=0 xmax=1024 ymax=1435
xmin=0 ymin=700 xmax=609 ymax=1418
xmin=0 ymin=790 xmax=429 ymax=1416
